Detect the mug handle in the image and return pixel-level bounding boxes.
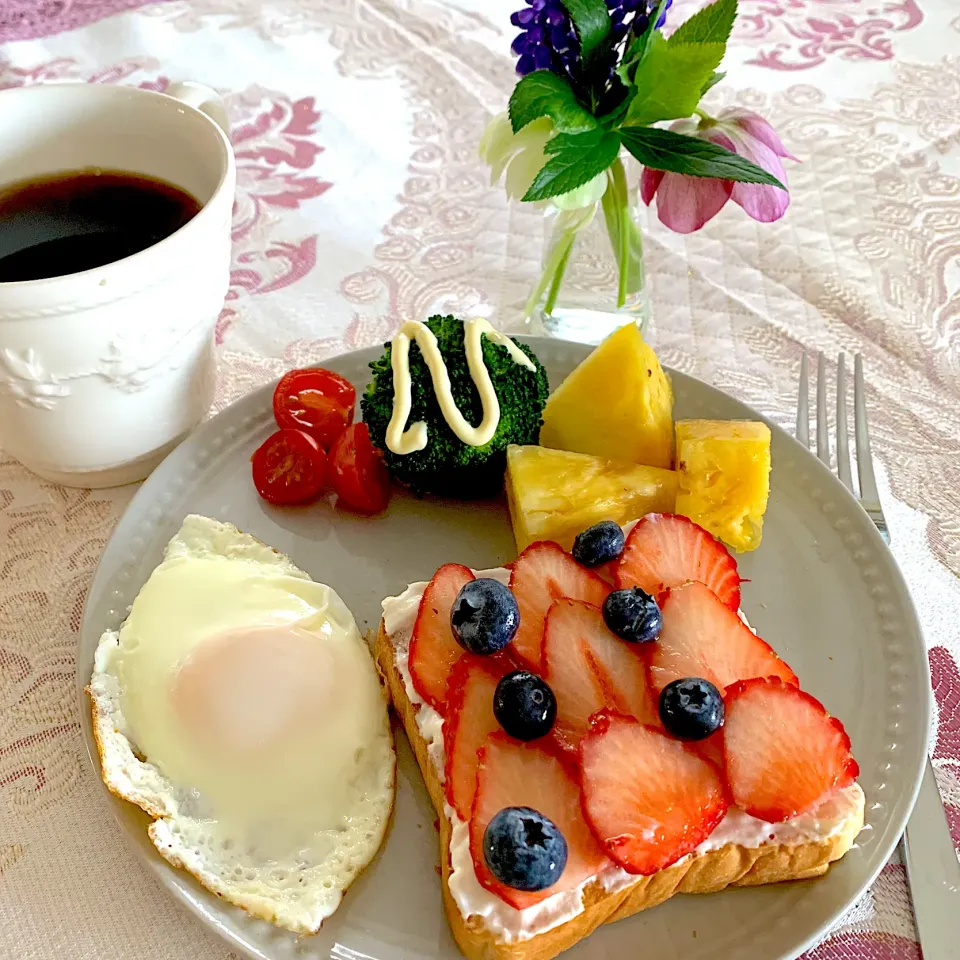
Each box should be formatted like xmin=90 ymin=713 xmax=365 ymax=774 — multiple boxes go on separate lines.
xmin=165 ymin=81 xmax=230 ymax=137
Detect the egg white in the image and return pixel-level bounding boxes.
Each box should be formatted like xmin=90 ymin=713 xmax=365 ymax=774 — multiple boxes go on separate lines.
xmin=87 ymin=514 xmax=395 ymax=934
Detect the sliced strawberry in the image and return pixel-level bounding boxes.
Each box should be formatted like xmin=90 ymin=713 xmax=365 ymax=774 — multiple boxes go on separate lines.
xmin=580 ymin=712 xmax=728 ymax=875
xmin=692 ymin=730 xmax=725 ymax=770
xmin=542 ymin=599 xmax=658 ymax=752
xmin=509 ymin=542 xmax=610 ymax=671
xmin=409 ymin=564 xmax=474 ymax=713
xmin=617 ymin=514 xmax=741 ymax=610
xmin=541 ymin=600 xmax=609 ymax=752
xmin=470 ymin=733 xmax=609 ymax=909
xmin=444 ymin=657 xmax=506 ymax=820
xmin=580 ymin=606 xmax=658 ymax=727
xmin=723 ymin=677 xmax=859 ymax=822
xmin=649 ymin=581 xmax=798 ymax=695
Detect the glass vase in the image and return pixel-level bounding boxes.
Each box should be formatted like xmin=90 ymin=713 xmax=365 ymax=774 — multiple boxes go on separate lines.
xmin=527 ymin=155 xmax=650 ymax=345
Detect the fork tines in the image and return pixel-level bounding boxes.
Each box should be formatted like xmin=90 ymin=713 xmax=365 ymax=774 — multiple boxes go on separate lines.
xmin=796 ymin=350 xmax=889 ymax=542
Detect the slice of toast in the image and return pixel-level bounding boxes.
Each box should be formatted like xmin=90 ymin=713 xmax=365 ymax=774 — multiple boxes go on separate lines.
xmin=375 ymin=621 xmax=864 ymax=960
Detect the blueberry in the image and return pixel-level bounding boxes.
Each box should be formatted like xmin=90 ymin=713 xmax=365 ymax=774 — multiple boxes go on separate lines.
xmin=602 ymin=587 xmax=662 ymax=643
xmin=572 ymin=520 xmax=625 ymax=567
xmin=659 ymin=677 xmax=724 ymax=741
xmin=494 ymin=671 xmax=556 ymax=741
xmin=450 ymin=579 xmax=520 ymax=655
xmin=483 ymin=806 xmax=567 ymax=892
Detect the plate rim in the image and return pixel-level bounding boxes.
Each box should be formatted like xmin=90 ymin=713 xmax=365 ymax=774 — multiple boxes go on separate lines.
xmin=76 ymin=336 xmax=931 ymax=960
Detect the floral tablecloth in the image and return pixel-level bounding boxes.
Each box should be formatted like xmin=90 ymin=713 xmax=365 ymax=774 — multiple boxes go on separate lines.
xmin=1 ymin=1 xmax=958 ymax=957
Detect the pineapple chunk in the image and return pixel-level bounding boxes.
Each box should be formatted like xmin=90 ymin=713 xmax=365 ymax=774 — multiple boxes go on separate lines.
xmin=674 ymin=420 xmax=772 ymax=553
xmin=540 ymin=323 xmax=674 ymax=469
xmin=506 ymin=444 xmax=678 ymax=553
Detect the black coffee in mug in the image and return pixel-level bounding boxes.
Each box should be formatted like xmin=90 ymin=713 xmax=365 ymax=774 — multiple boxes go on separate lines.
xmin=0 ymin=168 xmax=202 ymax=282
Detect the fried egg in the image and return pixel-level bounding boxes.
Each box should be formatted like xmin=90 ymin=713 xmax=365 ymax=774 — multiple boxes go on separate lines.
xmin=88 ymin=515 xmax=395 ymax=934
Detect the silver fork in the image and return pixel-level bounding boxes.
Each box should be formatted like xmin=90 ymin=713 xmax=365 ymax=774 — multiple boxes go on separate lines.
xmin=798 ymin=350 xmax=960 ymax=960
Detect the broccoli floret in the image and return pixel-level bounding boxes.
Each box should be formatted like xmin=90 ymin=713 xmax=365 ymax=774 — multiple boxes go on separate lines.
xmin=361 ymin=315 xmax=549 ymax=498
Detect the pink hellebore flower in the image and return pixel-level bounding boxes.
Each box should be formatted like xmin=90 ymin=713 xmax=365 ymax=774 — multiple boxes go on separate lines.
xmin=641 ymin=110 xmax=797 ymax=234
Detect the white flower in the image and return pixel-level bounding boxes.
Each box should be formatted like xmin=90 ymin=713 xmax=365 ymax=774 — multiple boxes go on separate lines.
xmin=552 ymin=171 xmax=607 ymax=210
xmin=479 ymin=112 xmax=607 ymax=211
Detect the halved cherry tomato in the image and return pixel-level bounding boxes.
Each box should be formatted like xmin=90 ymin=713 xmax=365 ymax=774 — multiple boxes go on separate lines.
xmin=251 ymin=428 xmax=328 ymax=505
xmin=272 ymin=368 xmax=356 ymax=449
xmin=330 ymin=423 xmax=391 ymax=514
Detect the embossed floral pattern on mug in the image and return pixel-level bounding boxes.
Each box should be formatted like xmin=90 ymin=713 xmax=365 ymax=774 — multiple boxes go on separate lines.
xmin=0 ymin=348 xmax=70 ymax=409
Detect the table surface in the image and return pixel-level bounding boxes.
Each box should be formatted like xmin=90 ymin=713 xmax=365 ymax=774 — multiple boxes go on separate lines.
xmin=1 ymin=1 xmax=958 ymax=958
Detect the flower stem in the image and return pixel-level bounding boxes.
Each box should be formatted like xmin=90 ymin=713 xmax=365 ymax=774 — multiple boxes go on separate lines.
xmin=618 ymin=213 xmax=630 ymax=308
xmin=524 ymin=225 xmax=577 ymax=320
xmin=543 ymin=235 xmax=575 ymax=316
xmin=601 ymin=156 xmax=638 ymax=310
xmin=613 ymin=164 xmax=630 ymax=308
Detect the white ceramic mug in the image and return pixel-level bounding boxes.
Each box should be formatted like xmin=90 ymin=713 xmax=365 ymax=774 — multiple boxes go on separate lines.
xmin=0 ymin=82 xmax=236 ymax=488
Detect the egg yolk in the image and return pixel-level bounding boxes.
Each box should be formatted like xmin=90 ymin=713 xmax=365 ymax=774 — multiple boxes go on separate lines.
xmin=170 ymin=625 xmax=335 ymax=756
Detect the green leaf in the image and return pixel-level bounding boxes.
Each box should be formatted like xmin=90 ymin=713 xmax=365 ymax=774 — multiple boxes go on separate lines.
xmin=508 ymin=71 xmax=598 ymax=134
xmin=617 ymin=0 xmax=668 ymax=83
xmin=668 ymin=0 xmax=738 ymax=47
xmin=622 ymin=33 xmax=725 ymax=126
xmin=701 ymin=70 xmax=726 ymax=94
xmin=523 ymin=129 xmax=622 ymax=202
xmin=620 ymin=127 xmax=785 ymax=188
xmin=561 ymin=0 xmax=612 ymax=66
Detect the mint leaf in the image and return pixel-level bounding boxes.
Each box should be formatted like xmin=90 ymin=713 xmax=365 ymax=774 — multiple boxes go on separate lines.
xmin=508 ymin=71 xmax=597 ymax=135
xmin=668 ymin=0 xmax=738 ymax=47
xmin=523 ymin=129 xmax=621 ymax=202
xmin=701 ymin=70 xmax=726 ymax=94
xmin=622 ymin=33 xmax=725 ymax=126
xmin=620 ymin=127 xmax=785 ymax=188
xmin=618 ymin=0 xmax=668 ymax=83
xmin=561 ymin=0 xmax=611 ymax=66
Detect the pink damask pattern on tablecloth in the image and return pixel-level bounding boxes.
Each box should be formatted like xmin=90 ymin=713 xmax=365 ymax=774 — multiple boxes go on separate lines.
xmin=0 ymin=59 xmax=331 ymax=343
xmin=220 ymin=87 xmax=330 ymax=342
xmin=807 ymin=932 xmax=922 ymax=959
xmin=0 ymin=0 xmax=169 ymax=43
xmin=0 ymin=482 xmax=116 ymax=816
xmin=931 ymin=647 xmax=960 ymax=846
xmin=736 ymin=0 xmax=924 ymax=71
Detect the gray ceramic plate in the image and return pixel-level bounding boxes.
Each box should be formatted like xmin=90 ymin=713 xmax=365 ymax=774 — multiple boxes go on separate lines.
xmin=77 ymin=337 xmax=929 ymax=960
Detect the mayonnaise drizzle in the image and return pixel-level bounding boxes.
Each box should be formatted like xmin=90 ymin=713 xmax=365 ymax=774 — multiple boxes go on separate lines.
xmin=386 ymin=318 xmax=536 ymax=455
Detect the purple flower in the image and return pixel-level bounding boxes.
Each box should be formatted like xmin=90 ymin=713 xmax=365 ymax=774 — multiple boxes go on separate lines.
xmin=640 ymin=111 xmax=796 ymax=234
xmin=509 ymin=0 xmax=673 ymax=79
